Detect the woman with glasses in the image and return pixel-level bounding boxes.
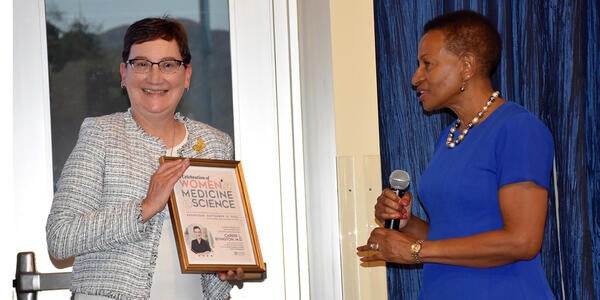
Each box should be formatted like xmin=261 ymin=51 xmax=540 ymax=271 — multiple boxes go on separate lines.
xmin=46 ymin=17 xmax=242 ymax=299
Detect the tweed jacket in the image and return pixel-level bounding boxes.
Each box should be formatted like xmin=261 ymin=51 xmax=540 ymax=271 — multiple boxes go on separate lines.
xmin=46 ymin=110 xmax=233 ymax=299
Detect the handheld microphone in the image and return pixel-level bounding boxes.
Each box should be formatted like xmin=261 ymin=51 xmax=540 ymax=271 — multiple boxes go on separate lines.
xmin=384 ymin=169 xmax=410 ymax=231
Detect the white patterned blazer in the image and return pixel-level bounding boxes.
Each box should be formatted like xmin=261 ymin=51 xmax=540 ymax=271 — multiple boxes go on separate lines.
xmin=46 ymin=110 xmax=233 ymax=299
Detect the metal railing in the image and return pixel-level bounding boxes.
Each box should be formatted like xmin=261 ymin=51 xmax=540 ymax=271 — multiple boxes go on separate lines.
xmin=13 ymin=252 xmax=71 ymax=300
xmin=12 ymin=251 xmax=267 ymax=299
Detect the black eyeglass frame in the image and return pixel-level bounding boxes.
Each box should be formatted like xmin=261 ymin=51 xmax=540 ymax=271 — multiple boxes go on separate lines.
xmin=126 ymin=58 xmax=187 ymax=74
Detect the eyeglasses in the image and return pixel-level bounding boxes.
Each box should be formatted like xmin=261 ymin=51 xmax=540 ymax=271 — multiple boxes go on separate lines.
xmin=126 ymin=58 xmax=186 ymax=74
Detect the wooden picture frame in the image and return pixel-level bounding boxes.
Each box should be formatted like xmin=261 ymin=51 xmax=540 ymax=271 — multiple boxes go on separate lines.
xmin=160 ymin=157 xmax=266 ymax=275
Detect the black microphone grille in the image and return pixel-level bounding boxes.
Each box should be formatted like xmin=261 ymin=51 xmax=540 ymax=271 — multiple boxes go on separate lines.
xmin=389 ymin=169 xmax=410 ymax=190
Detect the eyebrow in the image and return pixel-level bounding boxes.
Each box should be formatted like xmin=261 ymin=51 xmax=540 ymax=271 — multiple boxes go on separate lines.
xmin=417 ymin=54 xmax=430 ymax=60
xmin=129 ymin=56 xmax=182 ymax=61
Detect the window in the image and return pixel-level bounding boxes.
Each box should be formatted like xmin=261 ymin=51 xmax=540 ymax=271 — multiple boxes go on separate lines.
xmin=44 ymin=0 xmax=233 ymax=184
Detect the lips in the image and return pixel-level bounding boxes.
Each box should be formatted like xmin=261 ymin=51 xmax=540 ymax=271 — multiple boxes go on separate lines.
xmin=143 ymin=88 xmax=168 ymax=94
xmin=416 ymin=89 xmax=428 ymax=100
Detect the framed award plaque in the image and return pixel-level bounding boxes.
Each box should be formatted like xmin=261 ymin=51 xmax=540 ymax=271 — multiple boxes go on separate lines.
xmin=160 ymin=157 xmax=266 ymax=276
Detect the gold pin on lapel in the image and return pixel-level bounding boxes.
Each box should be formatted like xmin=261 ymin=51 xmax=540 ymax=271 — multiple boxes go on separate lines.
xmin=192 ymin=137 xmax=206 ymax=154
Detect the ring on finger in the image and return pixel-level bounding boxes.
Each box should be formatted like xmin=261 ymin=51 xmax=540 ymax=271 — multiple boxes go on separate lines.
xmin=369 ymin=242 xmax=380 ymax=251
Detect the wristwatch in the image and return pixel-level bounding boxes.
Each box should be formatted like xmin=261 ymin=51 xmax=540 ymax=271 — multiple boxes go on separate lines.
xmin=410 ymin=240 xmax=424 ymax=264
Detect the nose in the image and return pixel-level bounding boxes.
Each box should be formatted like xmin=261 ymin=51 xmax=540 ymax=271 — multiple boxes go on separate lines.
xmin=147 ymin=64 xmax=163 ymax=83
xmin=411 ymin=66 xmax=423 ymax=89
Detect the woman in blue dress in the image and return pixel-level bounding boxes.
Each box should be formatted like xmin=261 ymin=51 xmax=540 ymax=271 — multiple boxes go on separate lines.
xmin=358 ymin=10 xmax=555 ymax=299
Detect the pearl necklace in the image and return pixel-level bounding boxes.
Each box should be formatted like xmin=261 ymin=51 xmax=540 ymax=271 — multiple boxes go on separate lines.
xmin=446 ymin=91 xmax=500 ymax=148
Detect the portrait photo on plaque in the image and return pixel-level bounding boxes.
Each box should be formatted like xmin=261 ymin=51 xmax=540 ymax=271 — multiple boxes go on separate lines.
xmin=160 ymin=157 xmax=266 ymax=275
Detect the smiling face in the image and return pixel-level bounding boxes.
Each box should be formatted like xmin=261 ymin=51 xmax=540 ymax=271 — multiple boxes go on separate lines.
xmin=120 ymin=39 xmax=192 ymax=121
xmin=411 ymin=30 xmax=464 ymax=112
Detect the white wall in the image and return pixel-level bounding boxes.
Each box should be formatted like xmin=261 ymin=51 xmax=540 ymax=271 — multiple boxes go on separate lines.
xmin=296 ymin=0 xmax=343 ymax=299
xmin=228 ymin=0 xmax=312 ymax=298
xmin=10 ymin=0 xmax=65 ymax=299
xmin=1 ymin=0 xmax=15 ymax=299
xmin=329 ymin=1 xmax=387 ymax=299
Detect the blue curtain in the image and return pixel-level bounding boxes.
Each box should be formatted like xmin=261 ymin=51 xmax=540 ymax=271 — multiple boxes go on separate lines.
xmin=373 ymin=1 xmax=599 ymax=299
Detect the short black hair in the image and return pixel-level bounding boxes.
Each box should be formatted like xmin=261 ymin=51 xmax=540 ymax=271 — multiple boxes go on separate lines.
xmin=424 ymin=10 xmax=502 ymax=76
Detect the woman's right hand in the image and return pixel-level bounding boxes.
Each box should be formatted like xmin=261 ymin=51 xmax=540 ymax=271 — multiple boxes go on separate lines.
xmin=375 ymin=188 xmax=413 ymax=229
xmin=141 ymin=158 xmax=190 ymax=221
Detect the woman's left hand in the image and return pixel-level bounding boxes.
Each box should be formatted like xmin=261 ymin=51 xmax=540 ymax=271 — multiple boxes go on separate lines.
xmin=219 ymin=267 xmax=244 ymax=288
xmin=357 ymin=228 xmax=420 ymax=265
